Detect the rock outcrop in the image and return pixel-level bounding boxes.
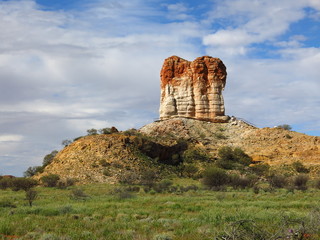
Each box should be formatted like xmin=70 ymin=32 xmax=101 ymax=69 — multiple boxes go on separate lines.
xmin=159 ymin=56 xmax=229 ymax=122
xmin=140 ymin=118 xmax=320 ymax=168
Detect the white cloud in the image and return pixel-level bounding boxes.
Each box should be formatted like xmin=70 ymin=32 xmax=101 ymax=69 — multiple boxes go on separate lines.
xmin=203 ymin=0 xmax=313 ymax=56
xmin=165 ymin=2 xmax=190 ymax=20
xmin=0 ymin=135 xmax=24 ymax=142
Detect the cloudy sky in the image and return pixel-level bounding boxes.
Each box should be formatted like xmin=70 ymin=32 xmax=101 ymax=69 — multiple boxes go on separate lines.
xmin=0 ymin=0 xmax=319 ymax=176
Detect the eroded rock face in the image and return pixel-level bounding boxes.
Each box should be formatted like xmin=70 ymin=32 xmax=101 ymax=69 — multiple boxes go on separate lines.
xmin=159 ymin=56 xmax=229 ymax=122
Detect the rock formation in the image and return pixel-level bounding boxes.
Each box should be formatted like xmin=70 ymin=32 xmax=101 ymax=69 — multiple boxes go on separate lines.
xmin=140 ymin=118 xmax=320 ymax=168
xmin=159 ymin=56 xmax=229 ymax=122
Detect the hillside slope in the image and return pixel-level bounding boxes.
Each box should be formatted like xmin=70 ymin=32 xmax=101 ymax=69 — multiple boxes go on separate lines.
xmin=35 ymin=133 xmax=186 ymax=183
xmin=36 ymin=117 xmax=320 ymax=183
xmin=140 ymin=118 xmax=320 ymax=166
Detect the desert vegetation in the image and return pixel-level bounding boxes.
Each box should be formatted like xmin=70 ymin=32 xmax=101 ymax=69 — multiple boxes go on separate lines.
xmin=1 ymin=175 xmax=320 ymax=239
xmin=2 ymin=154 xmax=320 ymax=239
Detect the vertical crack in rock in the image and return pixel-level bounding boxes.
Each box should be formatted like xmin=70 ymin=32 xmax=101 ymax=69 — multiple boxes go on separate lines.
xmin=159 ymin=56 xmax=229 ymax=122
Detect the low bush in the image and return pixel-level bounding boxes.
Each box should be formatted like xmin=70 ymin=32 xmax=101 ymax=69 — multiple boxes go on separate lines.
xmin=182 ymin=163 xmax=199 ymax=178
xmin=182 ymin=147 xmax=211 ymax=163
xmin=216 ymin=146 xmax=252 ymax=170
xmin=110 ymin=187 xmax=135 ymax=199
xmin=291 ymin=161 xmax=309 ymax=173
xmin=267 ymin=174 xmax=287 ymax=188
xmin=70 ymin=188 xmax=89 ymax=200
xmin=202 ymin=167 xmax=229 ymax=190
xmin=87 ymin=128 xmax=98 ymax=135
xmin=152 ymin=179 xmax=173 ymax=193
xmin=125 ymin=186 xmax=140 ymax=192
xmin=179 ymin=185 xmax=199 ymax=192
xmin=0 ymin=178 xmax=12 ymax=190
xmin=139 ymin=169 xmax=158 ymax=187
xmin=249 ymin=163 xmax=270 ymax=176
xmin=40 ymin=174 xmax=60 ymax=187
xmin=229 ymin=174 xmax=257 ymax=189
xmin=214 ymin=132 xmax=228 ymax=139
xmin=11 ymin=178 xmax=38 ymax=191
xmin=57 ymin=178 xmax=76 ymax=189
xmin=292 ymin=174 xmax=309 ymax=191
xmin=277 ymin=124 xmax=292 ymax=130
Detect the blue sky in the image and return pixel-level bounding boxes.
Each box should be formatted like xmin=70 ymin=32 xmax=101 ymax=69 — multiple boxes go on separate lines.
xmin=0 ymin=0 xmax=319 ymax=176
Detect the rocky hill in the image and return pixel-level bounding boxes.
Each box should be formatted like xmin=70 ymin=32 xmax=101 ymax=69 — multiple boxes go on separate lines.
xmin=140 ymin=118 xmax=320 ymax=166
xmin=34 ymin=56 xmax=320 ymax=183
xmin=35 ymin=117 xmax=320 ymax=183
xmin=35 ymin=130 xmax=188 ymax=184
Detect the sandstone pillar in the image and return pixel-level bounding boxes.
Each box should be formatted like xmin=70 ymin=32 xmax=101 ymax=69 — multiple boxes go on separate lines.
xmin=159 ymin=56 xmax=229 ymax=122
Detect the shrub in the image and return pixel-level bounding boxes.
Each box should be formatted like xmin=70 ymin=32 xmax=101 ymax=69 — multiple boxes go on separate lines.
xmin=182 ymin=147 xmax=211 ymax=163
xmin=202 ymin=167 xmax=229 ymax=190
xmin=285 ymin=134 xmax=292 ymax=139
xmin=125 ymin=186 xmax=140 ymax=192
xmin=291 ymin=161 xmax=309 ymax=173
xmin=215 ymin=159 xmax=234 ymax=170
xmin=123 ymin=128 xmax=138 ymax=136
xmin=139 ymin=169 xmax=158 ymax=187
xmin=73 ymin=136 xmax=83 ymax=142
xmin=40 ymin=174 xmax=60 ymax=187
xmin=42 ymin=150 xmax=58 ymax=168
xmin=229 ymin=174 xmax=257 ymax=189
xmin=216 ymin=146 xmax=252 ymax=169
xmin=110 ymin=187 xmax=134 ymax=199
xmin=57 ymin=178 xmax=76 ymax=189
xmin=293 ymin=174 xmax=309 ymax=191
xmin=214 ymin=132 xmax=227 ymax=139
xmin=232 ymin=148 xmax=252 ymax=166
xmin=182 ymin=163 xmax=199 ymax=178
xmin=153 ymin=179 xmax=173 ymax=193
xmin=87 ymin=128 xmax=98 ymax=135
xmin=179 ymin=185 xmax=199 ymax=192
xmin=0 ymin=178 xmax=12 ymax=190
xmin=99 ymin=128 xmax=112 ymax=134
xmin=61 ymin=139 xmax=72 ymax=147
xmin=218 ymin=146 xmax=234 ymax=161
xmin=24 ymin=166 xmax=43 ymax=177
xmin=118 ymin=171 xmax=139 ymax=185
xmin=11 ymin=178 xmax=38 ymax=191
xmin=268 ymin=174 xmax=287 ymax=188
xmin=277 ymin=124 xmax=292 ymax=130
xmin=250 ymin=163 xmax=270 ymax=176
xmin=25 ymin=189 xmax=37 ymax=207
xmin=70 ymin=188 xmax=88 ymax=200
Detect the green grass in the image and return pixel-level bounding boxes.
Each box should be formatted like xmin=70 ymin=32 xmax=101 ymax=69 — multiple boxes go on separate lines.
xmin=1 ymin=183 xmax=320 ymax=239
